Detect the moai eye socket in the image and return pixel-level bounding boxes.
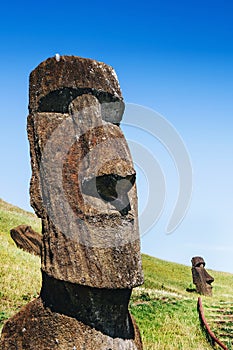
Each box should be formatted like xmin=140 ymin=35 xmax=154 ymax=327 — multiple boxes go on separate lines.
xmin=37 ymin=87 xmax=124 ymax=125
xmin=198 ymin=263 xmax=204 ymax=268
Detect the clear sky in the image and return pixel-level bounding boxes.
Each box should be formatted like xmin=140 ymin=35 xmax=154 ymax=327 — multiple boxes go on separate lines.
xmin=0 ymin=0 xmax=233 ymax=273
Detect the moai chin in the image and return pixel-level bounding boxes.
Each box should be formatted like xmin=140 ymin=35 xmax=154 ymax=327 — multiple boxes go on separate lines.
xmin=191 ymin=256 xmax=214 ymax=296
xmin=1 ymin=56 xmax=144 ymax=349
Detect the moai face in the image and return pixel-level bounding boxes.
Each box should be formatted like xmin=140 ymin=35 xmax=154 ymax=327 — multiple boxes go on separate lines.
xmin=191 ymin=256 xmax=214 ymax=296
xmin=27 ymin=56 xmax=144 ymax=289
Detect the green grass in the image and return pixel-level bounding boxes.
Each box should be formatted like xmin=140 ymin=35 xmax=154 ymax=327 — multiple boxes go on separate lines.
xmin=130 ymin=298 xmax=210 ymax=349
xmin=0 ymin=198 xmax=41 ymax=324
xmin=1 ymin=197 xmax=233 ymax=349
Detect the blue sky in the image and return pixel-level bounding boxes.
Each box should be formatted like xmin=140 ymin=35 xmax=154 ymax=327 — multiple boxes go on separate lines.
xmin=0 ymin=1 xmax=233 ymax=273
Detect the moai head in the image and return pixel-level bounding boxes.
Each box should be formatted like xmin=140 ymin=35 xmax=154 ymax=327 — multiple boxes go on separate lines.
xmin=191 ymin=256 xmax=214 ymax=296
xmin=27 ymin=55 xmax=144 ymax=289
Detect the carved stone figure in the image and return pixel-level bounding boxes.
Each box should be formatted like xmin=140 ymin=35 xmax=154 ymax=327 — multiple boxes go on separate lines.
xmin=10 ymin=225 xmax=42 ymax=256
xmin=1 ymin=55 xmax=144 ymax=349
xmin=191 ymin=256 xmax=214 ymax=296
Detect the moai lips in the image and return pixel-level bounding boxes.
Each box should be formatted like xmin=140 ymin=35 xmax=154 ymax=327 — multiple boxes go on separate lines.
xmin=1 ymin=55 xmax=144 ymax=350
xmin=191 ymin=256 xmax=214 ymax=296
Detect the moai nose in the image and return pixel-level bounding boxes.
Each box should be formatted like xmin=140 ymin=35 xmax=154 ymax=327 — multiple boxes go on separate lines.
xmin=98 ymin=174 xmax=135 ymax=215
xmin=203 ymin=269 xmax=214 ymax=285
xmin=82 ymin=173 xmax=136 ymax=215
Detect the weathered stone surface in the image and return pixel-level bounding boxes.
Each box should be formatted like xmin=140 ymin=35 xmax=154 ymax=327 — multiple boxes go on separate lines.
xmin=191 ymin=256 xmax=214 ymax=296
xmin=10 ymin=225 xmax=42 ymax=256
xmin=1 ymin=296 xmax=142 ymax=350
xmin=27 ymin=59 xmax=143 ymax=289
xmin=1 ymin=55 xmax=144 ymax=349
xmin=29 ymin=55 xmax=124 ymax=116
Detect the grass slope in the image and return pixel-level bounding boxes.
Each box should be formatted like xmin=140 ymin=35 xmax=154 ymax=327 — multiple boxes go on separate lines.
xmin=1 ymin=198 xmax=233 ymax=349
xmin=0 ymin=199 xmax=41 ymax=325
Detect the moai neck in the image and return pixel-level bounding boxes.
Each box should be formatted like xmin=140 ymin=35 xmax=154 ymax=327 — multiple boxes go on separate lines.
xmin=40 ymin=271 xmax=134 ymax=339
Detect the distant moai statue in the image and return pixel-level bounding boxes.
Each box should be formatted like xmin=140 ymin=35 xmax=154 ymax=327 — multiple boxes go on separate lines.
xmin=1 ymin=56 xmax=144 ymax=349
xmin=191 ymin=256 xmax=214 ymax=296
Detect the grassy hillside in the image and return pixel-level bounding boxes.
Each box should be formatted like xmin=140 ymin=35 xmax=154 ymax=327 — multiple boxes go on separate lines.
xmin=0 ymin=199 xmax=41 ymax=326
xmin=1 ymin=198 xmax=233 ymax=349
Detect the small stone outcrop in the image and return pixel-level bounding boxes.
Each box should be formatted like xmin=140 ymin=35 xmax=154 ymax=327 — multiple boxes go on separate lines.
xmin=191 ymin=256 xmax=214 ymax=296
xmin=10 ymin=225 xmax=42 ymax=256
xmin=1 ymin=55 xmax=144 ymax=349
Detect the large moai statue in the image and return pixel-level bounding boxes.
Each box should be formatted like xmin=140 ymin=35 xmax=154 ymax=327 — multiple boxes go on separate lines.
xmin=1 ymin=56 xmax=144 ymax=349
xmin=191 ymin=256 xmax=214 ymax=296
